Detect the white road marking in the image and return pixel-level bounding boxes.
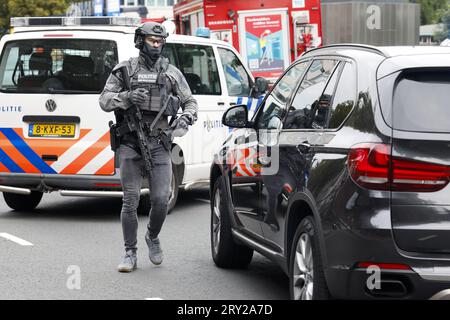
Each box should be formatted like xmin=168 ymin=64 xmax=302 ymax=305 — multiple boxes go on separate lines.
xmin=0 ymin=233 xmax=33 ymax=246
xmin=145 ymin=297 xmax=163 ymax=300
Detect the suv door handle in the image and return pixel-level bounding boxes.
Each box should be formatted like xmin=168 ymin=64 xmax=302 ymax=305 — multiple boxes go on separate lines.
xmin=297 ymin=142 xmax=311 ymax=154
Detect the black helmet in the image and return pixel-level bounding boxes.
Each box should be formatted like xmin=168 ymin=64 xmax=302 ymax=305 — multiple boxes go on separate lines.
xmin=134 ymin=22 xmax=169 ymax=49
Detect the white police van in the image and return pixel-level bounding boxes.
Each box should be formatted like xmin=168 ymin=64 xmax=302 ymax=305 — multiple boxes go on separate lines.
xmin=0 ymin=16 xmax=266 ymax=213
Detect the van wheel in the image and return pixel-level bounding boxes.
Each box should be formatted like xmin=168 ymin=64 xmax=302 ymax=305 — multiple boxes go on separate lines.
xmin=211 ymin=176 xmax=253 ymax=268
xmin=3 ymin=191 xmax=43 ymax=211
xmin=289 ymin=216 xmax=330 ymax=300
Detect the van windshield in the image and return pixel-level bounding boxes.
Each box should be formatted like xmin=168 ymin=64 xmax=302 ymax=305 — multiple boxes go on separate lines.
xmin=0 ymin=39 xmax=118 ymax=94
xmin=393 ymin=69 xmax=450 ymax=133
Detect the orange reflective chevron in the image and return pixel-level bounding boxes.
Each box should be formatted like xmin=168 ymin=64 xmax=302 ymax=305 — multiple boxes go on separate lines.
xmin=60 ymin=131 xmax=110 ymax=175
xmin=95 ymin=157 xmax=115 ymax=175
xmin=232 ymin=147 xmax=261 ymax=178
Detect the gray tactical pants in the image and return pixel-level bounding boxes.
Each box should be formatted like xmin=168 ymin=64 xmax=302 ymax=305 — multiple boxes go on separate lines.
xmin=118 ymin=138 xmax=171 ymax=253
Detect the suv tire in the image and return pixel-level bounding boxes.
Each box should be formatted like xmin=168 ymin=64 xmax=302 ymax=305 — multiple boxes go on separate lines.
xmin=289 ymin=216 xmax=330 ymax=300
xmin=211 ymin=176 xmax=253 ymax=268
xmin=3 ymin=191 xmax=43 ymax=211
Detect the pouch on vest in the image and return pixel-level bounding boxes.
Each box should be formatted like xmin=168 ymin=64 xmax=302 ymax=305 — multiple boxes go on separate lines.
xmin=164 ymin=95 xmax=180 ymax=117
xmin=131 ymin=71 xmax=161 ymax=112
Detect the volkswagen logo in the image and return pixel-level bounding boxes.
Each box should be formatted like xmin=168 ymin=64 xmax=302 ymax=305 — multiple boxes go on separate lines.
xmin=45 ymin=99 xmax=57 ymax=112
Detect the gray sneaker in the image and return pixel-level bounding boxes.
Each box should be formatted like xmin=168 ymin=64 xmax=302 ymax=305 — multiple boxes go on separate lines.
xmin=145 ymin=232 xmax=164 ymax=265
xmin=117 ymin=250 xmax=137 ymax=273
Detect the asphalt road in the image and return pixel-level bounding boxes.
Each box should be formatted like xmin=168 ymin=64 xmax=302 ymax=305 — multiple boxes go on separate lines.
xmin=0 ymin=188 xmax=289 ymax=300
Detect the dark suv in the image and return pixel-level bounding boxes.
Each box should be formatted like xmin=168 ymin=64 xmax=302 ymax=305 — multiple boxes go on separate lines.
xmin=209 ymin=44 xmax=450 ymax=300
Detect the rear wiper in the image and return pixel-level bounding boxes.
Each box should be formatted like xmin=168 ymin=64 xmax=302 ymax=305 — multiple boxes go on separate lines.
xmin=0 ymin=87 xmax=18 ymax=92
xmin=47 ymin=88 xmax=97 ymax=94
xmin=1 ymin=87 xmax=98 ymax=94
xmin=1 ymin=87 xmax=47 ymax=93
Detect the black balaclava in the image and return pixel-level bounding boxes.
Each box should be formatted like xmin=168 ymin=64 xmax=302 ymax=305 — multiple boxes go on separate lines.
xmin=140 ymin=41 xmax=163 ymax=66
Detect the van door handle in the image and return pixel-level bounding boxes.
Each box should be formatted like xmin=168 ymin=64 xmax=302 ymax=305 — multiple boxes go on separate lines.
xmin=229 ymin=102 xmax=236 ymax=106
xmin=217 ymin=102 xmax=225 ymax=106
xmin=297 ymin=142 xmax=311 ymax=154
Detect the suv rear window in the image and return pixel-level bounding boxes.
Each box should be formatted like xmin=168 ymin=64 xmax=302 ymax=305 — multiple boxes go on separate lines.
xmin=392 ymin=69 xmax=450 ymax=133
xmin=0 ymin=39 xmax=118 ymax=94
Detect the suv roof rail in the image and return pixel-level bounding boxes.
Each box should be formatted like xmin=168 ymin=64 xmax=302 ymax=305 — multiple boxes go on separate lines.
xmin=301 ymin=43 xmax=389 ymax=58
xmin=10 ymin=16 xmax=141 ymax=28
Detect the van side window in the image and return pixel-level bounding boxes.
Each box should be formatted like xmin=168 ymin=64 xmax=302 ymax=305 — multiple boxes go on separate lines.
xmin=162 ymin=44 xmax=177 ymax=66
xmin=285 ymin=59 xmax=339 ymax=130
xmin=327 ymin=62 xmax=355 ymax=129
xmin=217 ymin=48 xmax=251 ymax=97
xmin=174 ymin=44 xmax=221 ymax=95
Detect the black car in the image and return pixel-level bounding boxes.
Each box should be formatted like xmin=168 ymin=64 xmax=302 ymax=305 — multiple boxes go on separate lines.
xmin=209 ymin=44 xmax=450 ymax=300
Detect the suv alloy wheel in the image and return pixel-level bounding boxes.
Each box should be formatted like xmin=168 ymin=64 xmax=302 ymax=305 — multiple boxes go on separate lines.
xmin=290 ymin=216 xmax=330 ymax=300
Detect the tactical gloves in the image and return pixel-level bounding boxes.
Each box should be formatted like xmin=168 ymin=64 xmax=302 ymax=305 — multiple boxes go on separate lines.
xmin=161 ymin=114 xmax=192 ymax=142
xmin=175 ymin=115 xmax=190 ymax=129
xmin=129 ymin=88 xmax=148 ymax=107
xmin=170 ymin=115 xmax=192 ymax=138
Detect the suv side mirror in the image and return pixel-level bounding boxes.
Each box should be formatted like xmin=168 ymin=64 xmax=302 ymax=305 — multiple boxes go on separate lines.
xmin=222 ymin=104 xmax=248 ymax=128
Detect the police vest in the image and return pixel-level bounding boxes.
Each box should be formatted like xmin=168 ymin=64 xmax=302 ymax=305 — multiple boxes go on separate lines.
xmin=130 ymin=68 xmax=163 ymax=113
xmin=112 ymin=57 xmax=180 ymax=144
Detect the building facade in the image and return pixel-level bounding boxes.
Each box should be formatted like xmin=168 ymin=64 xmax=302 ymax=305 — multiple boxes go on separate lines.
xmin=321 ymin=1 xmax=420 ymax=45
xmin=69 ymin=0 xmax=179 ymax=19
xmin=174 ymin=0 xmax=323 ymax=80
xmin=419 ymin=24 xmax=445 ymax=45
xmin=119 ymin=0 xmax=180 ymax=19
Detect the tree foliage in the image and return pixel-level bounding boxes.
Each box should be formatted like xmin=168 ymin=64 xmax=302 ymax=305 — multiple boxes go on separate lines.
xmin=414 ymin=0 xmax=449 ymax=25
xmin=0 ymin=0 xmax=82 ymax=34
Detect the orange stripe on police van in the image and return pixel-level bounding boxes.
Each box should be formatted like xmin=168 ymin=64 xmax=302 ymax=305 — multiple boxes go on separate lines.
xmin=60 ymin=132 xmax=110 ymax=174
xmin=13 ymin=128 xmax=91 ymax=164
xmin=0 ymin=132 xmax=40 ymax=174
xmin=94 ymin=157 xmax=115 ymax=176
xmin=0 ymin=161 xmax=10 ymax=173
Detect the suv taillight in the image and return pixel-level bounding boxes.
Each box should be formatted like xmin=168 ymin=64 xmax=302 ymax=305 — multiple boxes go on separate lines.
xmin=347 ymin=143 xmax=450 ymax=192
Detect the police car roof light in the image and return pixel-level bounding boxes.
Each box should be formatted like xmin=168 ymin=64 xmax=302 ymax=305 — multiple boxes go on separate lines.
xmin=10 ymin=16 xmax=141 ymax=28
xmin=195 ymin=27 xmax=211 ymax=38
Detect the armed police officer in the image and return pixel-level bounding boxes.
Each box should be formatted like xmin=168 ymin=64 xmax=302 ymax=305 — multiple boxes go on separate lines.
xmin=99 ymin=22 xmax=198 ymax=272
